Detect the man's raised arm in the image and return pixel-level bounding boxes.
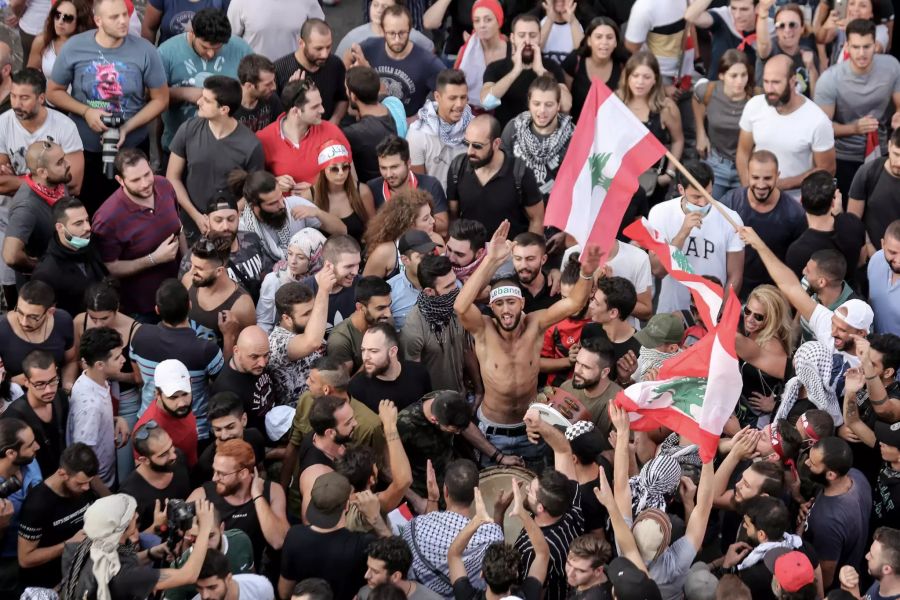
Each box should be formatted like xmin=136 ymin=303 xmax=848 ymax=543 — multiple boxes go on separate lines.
xmin=454 ymin=219 xmax=513 ymax=334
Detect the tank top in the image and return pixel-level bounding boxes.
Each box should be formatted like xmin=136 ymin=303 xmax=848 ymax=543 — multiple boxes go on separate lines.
xmin=188 ymin=285 xmax=246 ymax=347
xmin=384 ymin=241 xmax=402 ymax=280
xmin=341 ymin=211 xmax=365 ymax=244
xmin=202 ymin=479 xmax=272 ymax=564
xmin=41 ymin=42 xmax=57 ymax=83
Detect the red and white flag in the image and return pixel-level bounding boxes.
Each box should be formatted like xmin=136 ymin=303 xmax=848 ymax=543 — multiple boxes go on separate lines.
xmin=865 ymin=130 xmax=881 ymax=163
xmin=615 ymin=292 xmax=743 ymax=463
xmin=623 ymin=218 xmax=724 ymax=329
xmin=545 ymin=81 xmax=666 ymax=254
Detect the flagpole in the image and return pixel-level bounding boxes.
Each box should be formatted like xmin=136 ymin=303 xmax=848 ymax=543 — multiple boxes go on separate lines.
xmin=665 ymin=151 xmax=741 ymax=232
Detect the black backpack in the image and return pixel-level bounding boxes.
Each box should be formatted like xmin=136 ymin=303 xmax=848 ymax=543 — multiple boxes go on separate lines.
xmin=449 ymin=152 xmax=528 ymax=199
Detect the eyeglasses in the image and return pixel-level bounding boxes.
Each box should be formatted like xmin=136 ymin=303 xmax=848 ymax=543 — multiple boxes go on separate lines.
xmin=775 ymin=21 xmax=800 ymax=30
xmin=27 ymin=376 xmax=60 ymax=391
xmin=212 ymin=467 xmax=247 ymax=480
xmin=328 ymin=164 xmax=350 ymax=174
xmin=53 ymin=9 xmax=75 ymax=23
xmin=384 ymin=30 xmax=410 ymax=39
xmin=463 ymin=139 xmax=487 ymax=150
xmin=14 ymin=305 xmax=48 ymax=324
xmin=743 ymin=306 xmax=766 ymax=322
xmin=134 ymin=420 xmax=160 ymax=441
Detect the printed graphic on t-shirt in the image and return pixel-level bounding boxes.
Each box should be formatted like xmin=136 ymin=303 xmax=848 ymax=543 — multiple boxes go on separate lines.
xmin=80 ymin=60 xmax=134 ymax=115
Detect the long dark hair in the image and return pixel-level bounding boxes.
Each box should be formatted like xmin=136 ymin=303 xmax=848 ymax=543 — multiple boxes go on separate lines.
xmin=577 ymin=16 xmax=628 ymax=64
xmin=42 ymin=0 xmax=93 ymax=45
xmin=717 ymin=49 xmax=755 ymax=98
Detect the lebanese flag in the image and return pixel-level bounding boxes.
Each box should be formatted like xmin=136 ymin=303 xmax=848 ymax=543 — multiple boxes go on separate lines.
xmin=545 ymin=81 xmax=666 ymax=255
xmin=865 ymin=130 xmax=881 ymax=163
xmin=623 ymin=218 xmax=724 ymax=329
xmin=614 ymin=292 xmax=743 ymax=463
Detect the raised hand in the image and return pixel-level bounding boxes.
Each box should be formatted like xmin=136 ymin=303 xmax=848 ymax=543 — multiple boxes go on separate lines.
xmin=378 ymin=399 xmax=398 ymax=428
xmin=486 ymin=220 xmax=513 ymax=262
xmin=609 ymin=403 xmax=631 ymax=434
xmin=593 ymin=465 xmax=615 ymax=508
xmin=473 ymin=488 xmax=493 ymax=523
xmin=426 ymin=459 xmax=440 ymax=503
xmin=579 ymin=245 xmax=604 ymax=277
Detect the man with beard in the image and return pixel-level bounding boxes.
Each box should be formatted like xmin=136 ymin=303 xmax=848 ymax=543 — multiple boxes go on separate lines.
xmin=351 ymin=6 xmax=444 ymax=117
xmin=798 ymin=250 xmax=861 ymax=343
xmin=849 ymin=129 xmax=900 ymax=252
xmin=555 ymin=339 xmax=621 ymax=438
xmin=0 ymin=418 xmax=42 ymax=596
xmin=366 ymin=136 xmax=448 ymax=226
xmin=268 ymin=268 xmax=336 ymax=402
xmin=803 ymin=436 xmax=872 ymax=589
xmin=737 ymin=54 xmax=836 ymax=200
xmin=93 ymin=148 xmax=185 ymax=320
xmin=185 ymin=236 xmax=256 ymax=357
xmin=455 ymin=220 xmax=601 ymax=468
xmin=119 ymin=422 xmax=191 ymax=531
xmin=179 ymin=188 xmax=271 ymax=303
xmin=446 ymin=219 xmax=487 ymax=284
xmin=297 ymin=396 xmax=357 ymax=523
xmin=720 ymin=150 xmax=807 ymax=296
xmin=868 ymin=219 xmax=900 ymax=335
xmin=3 ymin=140 xmax=73 ymax=280
xmin=348 ymin=323 xmax=432 ymax=413
xmin=235 ymin=55 xmax=284 ymax=133
xmin=740 ymin=225 xmax=873 ymax=367
xmin=839 ymin=527 xmax=900 ymax=600
xmin=300 ymin=235 xmax=362 ymax=334
xmin=513 ymin=232 xmax=555 ymax=312
xmin=501 ymin=74 xmax=574 ymax=200
xmin=195 ymin=392 xmax=267 ymax=487
xmin=0 ymin=68 xmax=83 ymax=304
xmin=407 ymin=69 xmax=471 ymax=198
xmin=134 ymin=359 xmax=200 ymax=467
xmin=448 ymin=115 xmax=544 ymax=240
xmin=342 ymin=67 xmax=396 ymax=184
xmin=189 ymin=438 xmax=290 ymax=568
xmin=328 ymin=276 xmax=392 ymax=374
xmin=192 ymin=549 xmax=274 ymax=600
xmin=273 ymin=19 xmax=347 ymax=123
xmin=401 ymin=254 xmax=468 ymax=393
xmin=211 ymin=328 xmax=274 ymax=433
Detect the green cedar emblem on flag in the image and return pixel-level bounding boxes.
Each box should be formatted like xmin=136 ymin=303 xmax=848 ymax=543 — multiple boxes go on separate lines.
xmin=589 ymin=153 xmax=613 ymax=192
xmin=651 ymin=377 xmax=707 ymax=419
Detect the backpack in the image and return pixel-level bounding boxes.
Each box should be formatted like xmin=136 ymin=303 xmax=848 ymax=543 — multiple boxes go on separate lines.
xmin=450 ymin=151 xmax=528 ymax=200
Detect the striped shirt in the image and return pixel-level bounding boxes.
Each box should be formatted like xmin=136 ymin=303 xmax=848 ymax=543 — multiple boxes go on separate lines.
xmin=515 ymin=481 xmax=585 ymax=600
xmin=91 ymin=176 xmax=182 ymax=315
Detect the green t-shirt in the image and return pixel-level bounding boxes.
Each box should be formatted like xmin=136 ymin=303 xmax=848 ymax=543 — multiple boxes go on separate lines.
xmin=163 ymin=529 xmax=255 ymax=600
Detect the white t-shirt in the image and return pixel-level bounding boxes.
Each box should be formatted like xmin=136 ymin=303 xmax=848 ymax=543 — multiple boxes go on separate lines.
xmin=738 ymin=94 xmax=834 ymax=187
xmin=541 ymin=19 xmax=583 ymax=58
xmin=607 ymin=241 xmax=653 ymax=329
xmin=808 ymin=304 xmax=861 ymax=367
xmin=625 ymin=0 xmax=688 ymax=78
xmin=67 ymin=373 xmax=116 ymax=488
xmin=227 ymin=0 xmax=324 ymax=59
xmin=648 ymin=197 xmax=744 ymax=313
xmin=407 ymin=125 xmax=466 ymax=192
xmin=190 ymin=574 xmax=274 ymax=600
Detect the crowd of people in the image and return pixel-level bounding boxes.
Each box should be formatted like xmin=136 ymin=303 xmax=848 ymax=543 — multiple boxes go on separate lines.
xmin=0 ymin=0 xmax=897 ymax=599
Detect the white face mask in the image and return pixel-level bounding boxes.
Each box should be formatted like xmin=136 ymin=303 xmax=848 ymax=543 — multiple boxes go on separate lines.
xmin=683 ymin=201 xmax=711 ymax=217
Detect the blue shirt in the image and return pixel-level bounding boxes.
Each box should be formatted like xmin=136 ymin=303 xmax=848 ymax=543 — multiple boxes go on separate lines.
xmin=388 ymin=270 xmax=420 ymax=330
xmin=868 ymin=250 xmax=900 ymax=336
xmin=0 ymin=460 xmax=42 ymax=557
xmin=159 ymin=33 xmax=253 ymax=149
xmin=147 ymin=0 xmax=230 ymax=44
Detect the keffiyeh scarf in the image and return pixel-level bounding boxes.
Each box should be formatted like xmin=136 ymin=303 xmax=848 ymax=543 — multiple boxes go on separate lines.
xmin=629 ymin=453 xmax=682 ymax=516
xmin=451 ymin=249 xmax=486 ymax=283
xmin=776 ymin=341 xmax=842 ymax=427
xmin=738 ymin=533 xmax=803 ymax=571
xmin=511 ymin=111 xmax=574 ymax=187
xmin=417 ymin=287 xmax=460 ymax=338
xmin=241 ymin=204 xmax=292 ymax=262
xmin=415 ymin=100 xmax=473 ymax=147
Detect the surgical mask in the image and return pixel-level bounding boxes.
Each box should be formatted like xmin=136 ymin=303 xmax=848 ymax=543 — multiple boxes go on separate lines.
xmin=683 ymin=201 xmax=711 ymax=217
xmin=63 ymin=227 xmax=90 ymax=249
xmin=482 ymin=93 xmax=502 ymax=110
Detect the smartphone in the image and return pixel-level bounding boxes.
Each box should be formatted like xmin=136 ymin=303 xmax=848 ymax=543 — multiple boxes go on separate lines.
xmin=833 ymin=0 xmax=848 ymax=21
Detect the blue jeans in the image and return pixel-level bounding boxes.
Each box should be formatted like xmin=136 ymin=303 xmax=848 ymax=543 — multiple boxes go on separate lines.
xmin=705 ymin=150 xmax=741 ymax=199
xmin=116 ymin=386 xmax=140 ymax=483
xmin=476 ymin=407 xmax=547 ymax=473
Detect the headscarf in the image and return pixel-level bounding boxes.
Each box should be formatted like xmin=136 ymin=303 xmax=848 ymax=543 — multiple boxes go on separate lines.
xmin=317 ymin=140 xmax=351 ymax=172
xmin=628 ymin=453 xmax=682 ymax=516
xmin=271 ymin=228 xmax=327 ymax=285
xmin=413 ymin=100 xmax=474 ymax=147
xmin=632 ymin=508 xmax=673 ymax=563
xmin=776 ymin=341 xmax=842 ymax=427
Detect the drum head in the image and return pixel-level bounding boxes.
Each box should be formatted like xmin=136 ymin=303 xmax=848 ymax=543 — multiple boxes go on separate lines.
xmin=476 ymin=466 xmax=536 ymax=543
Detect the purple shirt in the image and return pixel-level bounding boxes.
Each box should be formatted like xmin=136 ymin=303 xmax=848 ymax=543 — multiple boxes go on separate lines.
xmin=92 ymin=176 xmax=182 ymax=314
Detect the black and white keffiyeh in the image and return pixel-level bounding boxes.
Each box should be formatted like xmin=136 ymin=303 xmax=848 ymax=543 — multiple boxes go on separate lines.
xmin=776 ymin=341 xmax=842 ymax=426
xmin=416 ymin=287 xmax=459 ymax=338
xmin=629 ymin=453 xmax=682 ymax=516
xmin=510 ymin=111 xmax=574 ymax=187
xmin=414 ymin=100 xmax=473 ymax=146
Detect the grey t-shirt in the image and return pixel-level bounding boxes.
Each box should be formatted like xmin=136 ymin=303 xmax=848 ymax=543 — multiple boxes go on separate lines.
xmin=649 ymin=536 xmax=697 ymax=600
xmin=814 ymin=54 xmax=900 ymax=162
xmin=693 ymin=80 xmax=747 ymax=161
xmin=6 ymin=185 xmax=55 ymax=260
xmin=50 ymin=31 xmax=167 ymax=152
xmin=169 ymin=117 xmax=266 ymax=212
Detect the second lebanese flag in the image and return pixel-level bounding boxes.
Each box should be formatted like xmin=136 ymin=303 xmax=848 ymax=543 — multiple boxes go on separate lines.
xmin=545 ymin=81 xmax=666 ymax=253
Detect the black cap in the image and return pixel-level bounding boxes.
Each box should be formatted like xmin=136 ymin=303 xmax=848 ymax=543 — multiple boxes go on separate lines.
xmin=875 ymin=421 xmax=900 ymax=448
xmin=607 ymin=557 xmax=661 ymax=600
xmin=204 ymin=187 xmax=239 ymax=214
xmin=398 ymin=230 xmax=437 ymax=255
xmin=569 ymin=429 xmax=611 ymax=463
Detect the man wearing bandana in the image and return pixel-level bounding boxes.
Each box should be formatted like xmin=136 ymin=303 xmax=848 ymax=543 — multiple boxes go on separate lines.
xmin=454 ymin=219 xmax=601 ymax=469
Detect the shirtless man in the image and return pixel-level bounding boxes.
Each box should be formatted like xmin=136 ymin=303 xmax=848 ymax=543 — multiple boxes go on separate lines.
xmin=454 ymin=220 xmax=601 ymax=468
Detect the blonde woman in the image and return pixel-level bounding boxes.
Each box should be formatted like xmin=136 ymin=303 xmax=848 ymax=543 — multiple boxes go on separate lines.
xmin=735 ymin=284 xmax=793 ymax=425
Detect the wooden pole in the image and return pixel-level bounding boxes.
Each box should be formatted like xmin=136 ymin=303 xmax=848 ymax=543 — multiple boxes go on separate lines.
xmin=665 ymin=151 xmax=741 ymax=232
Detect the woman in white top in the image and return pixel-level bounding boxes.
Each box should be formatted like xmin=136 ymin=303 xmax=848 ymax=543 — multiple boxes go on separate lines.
xmin=540 ymin=0 xmax=584 ymax=64
xmin=26 ymin=0 xmax=92 ymax=81
xmin=451 ymin=0 xmax=509 ymax=109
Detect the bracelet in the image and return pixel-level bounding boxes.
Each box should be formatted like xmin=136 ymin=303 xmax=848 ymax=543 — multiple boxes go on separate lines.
xmin=252 ymin=495 xmax=264 ymax=503
xmin=865 ymin=375 xmax=879 ymax=381
xmin=491 ymin=449 xmax=502 ymax=462
xmin=147 ymin=253 xmax=156 ymax=266
xmin=579 ymin=271 xmax=593 ymax=280
xmin=427 ymin=497 xmax=439 ymax=503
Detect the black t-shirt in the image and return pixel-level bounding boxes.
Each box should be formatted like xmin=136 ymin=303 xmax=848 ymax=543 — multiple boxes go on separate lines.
xmin=446 ymin=152 xmax=543 ymax=240
xmin=300 ymin=275 xmax=358 ymax=335
xmin=561 ymin=52 xmax=621 ymax=123
xmin=848 ymin=157 xmax=900 ymax=251
xmin=202 ymin=478 xmax=274 ymax=566
xmin=18 ymin=483 xmax=97 ymax=587
xmin=580 ymin=324 xmax=641 ymax=383
xmin=210 ymin=362 xmax=274 ymax=433
xmin=348 ymin=360 xmax=432 ymax=412
xmin=272 ymin=54 xmax=347 ymax=120
xmin=568 ymin=583 xmax=613 ymax=600
xmin=578 ymin=457 xmax=613 ymax=534
xmin=195 ymin=428 xmax=267 ymax=486
xmin=784 ymin=213 xmax=866 ymax=281
xmin=119 ymin=460 xmax=193 ymax=531
xmin=3 ymin=394 xmax=68 ymax=477
xmin=453 ymin=575 xmax=543 ymax=600
xmin=234 ymin=94 xmax=284 ymax=133
xmin=738 ymin=541 xmax=820 ymax=600
xmin=523 ymin=277 xmax=557 ymax=312
xmin=281 ymin=526 xmax=376 ymax=600
xmin=0 ymin=309 xmax=74 ymax=378
xmin=482 ymin=55 xmax=566 ymax=128
xmin=368 ymin=173 xmax=449 ymax=215
xmin=343 ymin=114 xmax=398 ymax=183
xmin=61 ymin=543 xmax=159 ymax=600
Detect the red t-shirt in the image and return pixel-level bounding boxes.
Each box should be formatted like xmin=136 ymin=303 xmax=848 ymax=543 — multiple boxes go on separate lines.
xmin=256 ymin=115 xmax=351 ymax=185
xmin=541 ymin=316 xmax=589 ymax=386
xmin=134 ymin=402 xmax=198 ymax=467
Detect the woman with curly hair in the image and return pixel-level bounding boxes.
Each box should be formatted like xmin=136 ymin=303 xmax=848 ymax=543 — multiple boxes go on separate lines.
xmin=735 ymin=284 xmax=794 ymax=427
xmin=311 ymin=140 xmax=375 ymax=244
xmin=26 ymin=0 xmax=92 ymax=81
xmin=361 ymin=189 xmax=444 ymax=279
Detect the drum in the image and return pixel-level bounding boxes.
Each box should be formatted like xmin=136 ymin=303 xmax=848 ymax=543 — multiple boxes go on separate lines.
xmin=477 ymin=466 xmax=536 ymax=543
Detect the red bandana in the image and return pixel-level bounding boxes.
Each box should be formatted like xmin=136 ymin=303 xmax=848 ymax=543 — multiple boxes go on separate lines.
xmin=383 ymin=171 xmax=418 ymax=202
xmin=22 ymin=174 xmax=67 ymax=206
xmin=737 ymin=32 xmax=757 ymax=52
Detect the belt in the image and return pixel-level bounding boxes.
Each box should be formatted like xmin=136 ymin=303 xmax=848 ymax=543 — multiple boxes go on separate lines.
xmin=481 ymin=423 xmax=527 ymax=437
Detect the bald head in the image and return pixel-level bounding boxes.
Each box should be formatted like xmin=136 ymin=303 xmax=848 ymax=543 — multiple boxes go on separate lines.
xmin=764 ymin=55 xmax=793 ymax=80
xmin=233 ymin=326 xmax=270 ymax=375
xmin=467 ymin=113 xmax=501 ymax=141
xmin=762 ymin=55 xmax=795 ymax=108
xmin=25 ymin=141 xmax=63 ymax=175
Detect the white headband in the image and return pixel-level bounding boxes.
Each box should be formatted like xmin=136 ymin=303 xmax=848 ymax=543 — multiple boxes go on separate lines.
xmin=490 ymin=285 xmax=523 ymax=303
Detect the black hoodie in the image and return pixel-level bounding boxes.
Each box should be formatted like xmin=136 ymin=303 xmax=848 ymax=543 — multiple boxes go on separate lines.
xmin=31 ymin=234 xmax=108 ymax=316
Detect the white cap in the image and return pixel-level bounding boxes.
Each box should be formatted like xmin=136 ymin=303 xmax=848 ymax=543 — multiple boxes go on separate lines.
xmin=265 ymin=405 xmax=294 ymax=442
xmin=154 ymin=359 xmax=191 ymax=397
xmin=836 ymin=299 xmax=874 ymax=332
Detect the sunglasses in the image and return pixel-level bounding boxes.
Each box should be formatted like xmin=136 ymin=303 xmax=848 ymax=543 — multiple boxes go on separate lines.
xmin=54 ymin=10 xmax=76 ymax=23
xmin=328 ymin=164 xmax=350 ymax=174
xmin=775 ymin=21 xmax=800 ymax=30
xmin=134 ymin=420 xmax=160 ymax=441
xmin=743 ymin=306 xmax=766 ymax=322
xmin=463 ymin=139 xmax=487 ymax=150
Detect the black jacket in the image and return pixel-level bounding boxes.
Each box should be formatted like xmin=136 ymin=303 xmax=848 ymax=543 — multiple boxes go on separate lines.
xmin=32 ymin=234 xmax=108 ymax=316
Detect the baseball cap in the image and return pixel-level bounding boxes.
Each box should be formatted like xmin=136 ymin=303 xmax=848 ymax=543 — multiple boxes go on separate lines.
xmin=569 ymin=428 xmax=611 ymax=463
xmin=154 ymin=359 xmax=191 ymax=397
xmin=683 ymin=564 xmax=718 ymax=600
xmin=306 ymin=472 xmax=352 ymax=529
xmin=765 ymin=549 xmax=814 ymax=593
xmin=875 ymin=421 xmax=900 ymax=448
xmin=835 ymin=299 xmax=874 ymax=332
xmin=265 ymin=405 xmax=294 ymax=442
xmin=398 ymin=230 xmax=437 ymax=255
xmin=635 ymin=313 xmax=685 ymax=348
xmin=204 ymin=187 xmax=239 ymax=214
xmin=606 ymin=557 xmax=662 ymax=600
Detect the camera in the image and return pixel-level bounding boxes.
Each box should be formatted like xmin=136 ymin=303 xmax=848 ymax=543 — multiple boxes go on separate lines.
xmin=100 ymin=113 xmax=125 ymax=180
xmin=0 ymin=475 xmax=21 ymax=499
xmin=165 ymin=499 xmax=196 ymax=551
